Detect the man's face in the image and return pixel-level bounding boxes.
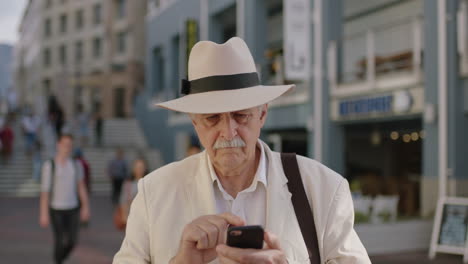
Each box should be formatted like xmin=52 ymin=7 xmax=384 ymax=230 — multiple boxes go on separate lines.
xmin=57 ymin=137 xmax=73 ymax=157
xmin=191 ymin=105 xmax=268 ymax=171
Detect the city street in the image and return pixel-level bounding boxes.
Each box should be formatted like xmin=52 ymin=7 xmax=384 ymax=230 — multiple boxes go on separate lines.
xmin=0 ymin=196 xmax=463 ymax=264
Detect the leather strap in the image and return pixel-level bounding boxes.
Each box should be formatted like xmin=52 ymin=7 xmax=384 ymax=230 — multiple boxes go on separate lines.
xmin=281 ymin=153 xmax=321 ymax=264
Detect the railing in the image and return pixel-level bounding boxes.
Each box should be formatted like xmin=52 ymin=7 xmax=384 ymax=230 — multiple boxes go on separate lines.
xmin=328 ymin=16 xmax=423 ymax=94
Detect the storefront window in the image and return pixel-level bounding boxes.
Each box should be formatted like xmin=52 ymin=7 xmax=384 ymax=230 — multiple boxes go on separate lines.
xmin=345 ymin=119 xmax=423 ymax=224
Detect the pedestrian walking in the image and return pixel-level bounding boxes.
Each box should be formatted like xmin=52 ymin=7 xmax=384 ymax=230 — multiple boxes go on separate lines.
xmin=108 ymin=148 xmax=128 ymax=205
xmin=0 ymin=116 xmax=14 ymax=164
xmin=39 ymin=134 xmax=90 ymax=264
xmin=21 ymin=109 xmax=40 ymax=156
xmin=114 ymin=157 xmax=148 ymax=231
xmin=94 ymin=112 xmax=103 ymax=147
xmin=74 ymin=105 xmax=90 ymax=147
xmin=32 ymin=141 xmax=42 ymax=181
xmin=48 ymin=96 xmax=65 ymax=138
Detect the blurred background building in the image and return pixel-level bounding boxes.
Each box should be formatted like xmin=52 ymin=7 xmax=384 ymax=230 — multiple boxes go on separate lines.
xmin=14 ymin=0 xmax=146 ymax=119
xmin=6 ymin=0 xmax=161 ymax=199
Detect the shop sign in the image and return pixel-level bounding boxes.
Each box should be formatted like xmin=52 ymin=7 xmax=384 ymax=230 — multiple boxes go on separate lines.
xmin=429 ymin=197 xmax=468 ymax=262
xmin=339 ymin=95 xmax=393 ymax=117
xmin=283 ymin=0 xmax=310 ymax=81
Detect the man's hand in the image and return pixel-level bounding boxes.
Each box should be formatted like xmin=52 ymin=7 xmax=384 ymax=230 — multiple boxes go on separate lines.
xmin=80 ymin=206 xmax=90 ymax=222
xmin=170 ymin=213 xmax=245 ymax=264
xmin=39 ymin=211 xmax=49 ymax=228
xmin=216 ymin=231 xmax=287 ymax=264
xmin=39 ymin=192 xmax=49 ymax=228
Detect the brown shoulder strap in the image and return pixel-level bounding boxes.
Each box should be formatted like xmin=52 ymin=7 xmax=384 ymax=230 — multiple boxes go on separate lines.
xmin=281 ymin=153 xmax=321 ymax=264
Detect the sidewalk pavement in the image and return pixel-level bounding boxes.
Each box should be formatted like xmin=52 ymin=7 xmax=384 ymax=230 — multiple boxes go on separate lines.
xmin=0 ymin=196 xmax=463 ymax=263
xmin=0 ymin=196 xmax=124 ymax=264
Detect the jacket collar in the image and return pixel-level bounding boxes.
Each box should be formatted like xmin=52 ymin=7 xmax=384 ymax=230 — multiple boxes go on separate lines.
xmin=185 ymin=140 xmax=300 ymax=242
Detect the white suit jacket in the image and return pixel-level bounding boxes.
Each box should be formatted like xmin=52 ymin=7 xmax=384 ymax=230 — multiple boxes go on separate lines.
xmin=114 ymin=141 xmax=370 ymax=263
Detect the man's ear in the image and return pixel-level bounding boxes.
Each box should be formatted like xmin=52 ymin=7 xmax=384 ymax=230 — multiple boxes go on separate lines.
xmin=189 ymin=114 xmax=198 ymax=126
xmin=259 ymin=104 xmax=268 ymax=125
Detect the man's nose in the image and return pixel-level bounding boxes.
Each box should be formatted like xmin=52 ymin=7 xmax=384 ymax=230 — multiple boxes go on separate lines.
xmin=219 ymin=114 xmax=238 ymax=140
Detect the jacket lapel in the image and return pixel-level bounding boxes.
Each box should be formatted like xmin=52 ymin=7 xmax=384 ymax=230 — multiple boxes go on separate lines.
xmin=264 ymin=147 xmax=292 ymax=237
xmin=185 ymin=151 xmax=217 ymax=218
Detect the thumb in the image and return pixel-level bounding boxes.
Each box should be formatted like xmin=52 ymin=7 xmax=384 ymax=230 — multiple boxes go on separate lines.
xmin=264 ymin=231 xmax=282 ymax=250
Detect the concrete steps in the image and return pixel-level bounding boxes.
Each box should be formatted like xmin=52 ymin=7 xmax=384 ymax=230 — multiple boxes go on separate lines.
xmin=0 ymin=118 xmax=161 ymax=197
xmin=100 ymin=119 xmax=147 ymax=148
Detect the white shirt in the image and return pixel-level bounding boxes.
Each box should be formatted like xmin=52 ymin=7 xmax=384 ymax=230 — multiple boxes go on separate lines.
xmin=208 ymin=141 xmax=267 ymax=227
xmin=41 ymin=159 xmax=84 ymax=210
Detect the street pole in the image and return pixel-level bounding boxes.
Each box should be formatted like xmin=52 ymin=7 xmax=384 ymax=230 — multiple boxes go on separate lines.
xmin=437 ymin=0 xmax=448 ymax=199
xmin=313 ymin=0 xmax=323 ymax=162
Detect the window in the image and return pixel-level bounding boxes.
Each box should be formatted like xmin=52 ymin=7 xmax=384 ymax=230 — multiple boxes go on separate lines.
xmin=76 ymin=9 xmax=84 ymax=30
xmin=93 ymin=37 xmax=102 ymax=58
xmin=93 ymin=3 xmax=102 ymax=25
xmin=59 ymin=44 xmax=67 ymax=65
xmin=59 ymin=14 xmax=67 ymax=34
xmin=75 ymin=41 xmax=83 ymax=64
xmin=116 ymin=0 xmax=126 ymax=19
xmin=44 ymin=18 xmax=52 ymax=37
xmin=117 ymin=31 xmax=126 ymax=53
xmin=153 ymin=47 xmax=165 ymax=96
xmin=45 ymin=0 xmax=52 ymax=8
xmin=44 ymin=48 xmax=51 ymax=67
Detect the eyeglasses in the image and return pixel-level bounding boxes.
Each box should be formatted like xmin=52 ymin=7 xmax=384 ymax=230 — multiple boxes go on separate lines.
xmin=199 ymin=111 xmax=254 ymax=128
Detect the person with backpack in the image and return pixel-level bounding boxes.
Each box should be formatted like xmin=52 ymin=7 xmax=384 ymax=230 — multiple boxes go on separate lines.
xmin=39 ymin=133 xmax=90 ymax=264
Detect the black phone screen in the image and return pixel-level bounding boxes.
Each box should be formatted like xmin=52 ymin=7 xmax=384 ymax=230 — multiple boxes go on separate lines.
xmin=226 ymin=225 xmax=264 ymax=249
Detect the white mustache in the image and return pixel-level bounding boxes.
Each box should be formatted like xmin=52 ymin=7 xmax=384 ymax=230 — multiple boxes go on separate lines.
xmin=213 ymin=136 xmax=246 ymax=150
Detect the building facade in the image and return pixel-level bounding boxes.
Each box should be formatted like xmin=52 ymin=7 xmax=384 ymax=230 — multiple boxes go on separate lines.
xmin=138 ymin=0 xmax=468 ymax=254
xmin=14 ymin=0 xmax=43 ymax=113
xmin=0 ymin=44 xmax=14 ymax=100
xmin=15 ymin=0 xmax=146 ymax=119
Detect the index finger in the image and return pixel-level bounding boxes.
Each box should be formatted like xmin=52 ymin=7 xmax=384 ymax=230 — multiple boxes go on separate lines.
xmin=218 ymin=212 xmax=245 ymax=226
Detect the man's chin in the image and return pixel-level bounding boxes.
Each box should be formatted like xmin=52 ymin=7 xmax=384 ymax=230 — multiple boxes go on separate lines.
xmin=216 ymin=155 xmax=243 ymax=168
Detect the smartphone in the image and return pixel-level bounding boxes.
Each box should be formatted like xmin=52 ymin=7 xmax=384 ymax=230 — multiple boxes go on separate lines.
xmin=226 ymin=225 xmax=264 ymax=249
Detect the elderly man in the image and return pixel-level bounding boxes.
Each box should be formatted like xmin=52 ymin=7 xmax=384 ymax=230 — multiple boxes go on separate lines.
xmin=114 ymin=37 xmax=370 ymax=264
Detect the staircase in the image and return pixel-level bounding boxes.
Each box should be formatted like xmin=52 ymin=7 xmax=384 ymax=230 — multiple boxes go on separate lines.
xmin=102 ymin=119 xmax=147 ymax=148
xmin=0 ymin=117 xmax=162 ymax=197
xmin=0 ymin=119 xmax=40 ymax=197
xmin=0 ymin=154 xmax=40 ymax=197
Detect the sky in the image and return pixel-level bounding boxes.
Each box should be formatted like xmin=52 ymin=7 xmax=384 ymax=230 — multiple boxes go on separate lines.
xmin=0 ymin=0 xmax=28 ymax=45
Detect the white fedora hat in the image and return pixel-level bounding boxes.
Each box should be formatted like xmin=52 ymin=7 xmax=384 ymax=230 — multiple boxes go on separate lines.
xmin=156 ymin=37 xmax=294 ymax=114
